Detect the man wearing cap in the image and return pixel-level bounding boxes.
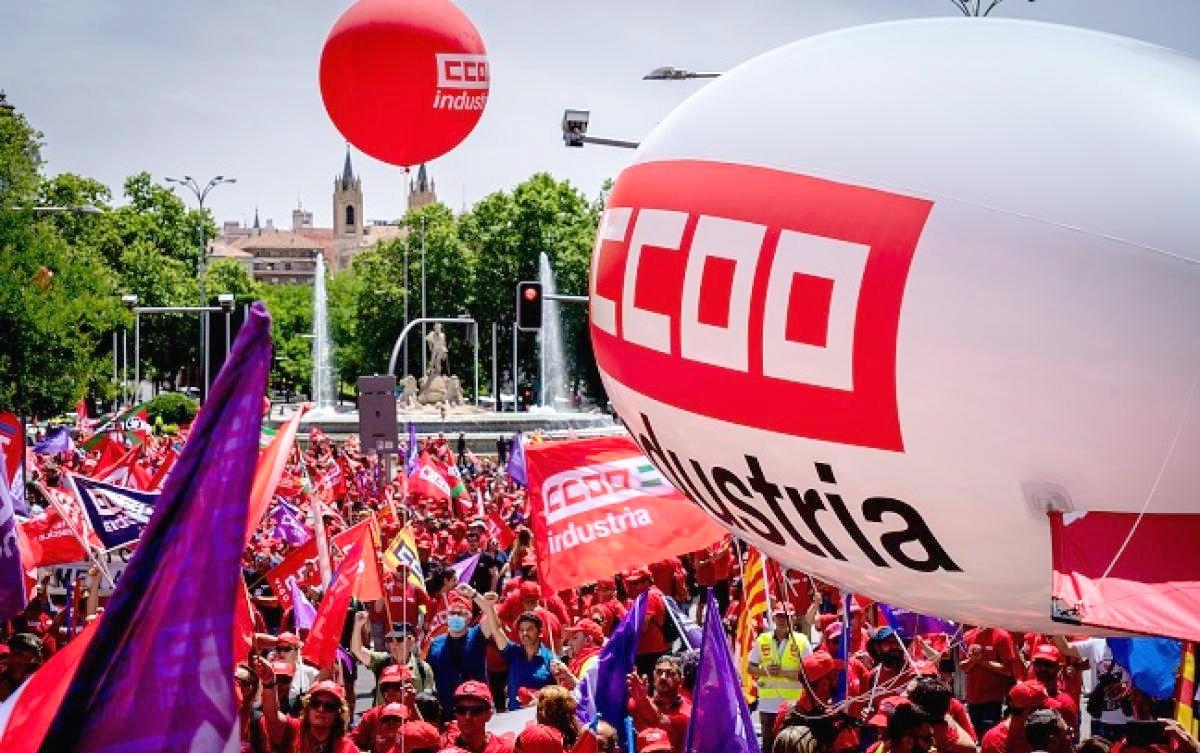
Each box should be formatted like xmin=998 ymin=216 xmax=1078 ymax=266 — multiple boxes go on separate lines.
xmin=0 ymin=633 xmax=43 ymax=702
xmin=351 ymin=612 xmax=435 ymax=702
xmin=624 ymin=569 xmax=670 ymax=679
xmin=395 ymin=720 xmax=443 ymax=753
xmin=427 ymin=590 xmax=489 ymax=716
xmin=355 ymin=701 xmax=409 ymax=753
xmin=1023 ymin=709 xmax=1074 ymax=753
xmin=441 ymin=680 xmax=515 ymax=753
xmin=773 ymin=650 xmax=846 ymax=740
xmin=515 ymin=724 xmax=565 ymax=753
xmin=271 ymin=631 xmax=319 ymax=710
xmin=868 ymin=626 xmax=913 ymax=688
xmin=749 ymin=603 xmax=813 ymax=753
xmin=353 ymin=665 xmax=416 ymax=751
xmin=586 ymin=579 xmax=627 ymax=635
xmin=1027 ymin=644 xmax=1079 ymax=728
xmin=981 ymin=680 xmax=1061 ymax=753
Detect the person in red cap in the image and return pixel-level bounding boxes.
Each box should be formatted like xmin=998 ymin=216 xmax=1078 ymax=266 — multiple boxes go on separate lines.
xmin=628 ymin=655 xmax=691 ymax=753
xmin=350 ymin=613 xmax=434 ymax=703
xmin=254 ymin=655 xmax=360 ymax=753
xmin=271 ymin=631 xmax=318 ymax=710
xmin=749 ymin=602 xmax=813 ymax=753
xmin=514 ymin=724 xmax=565 ymax=753
xmin=636 ymin=728 xmax=674 ymax=753
xmin=267 ymin=660 xmax=298 ymax=717
xmin=773 ymin=651 xmax=847 ymax=739
xmin=961 ymin=626 xmax=1019 ymax=737
xmin=441 ymin=680 xmax=514 ymax=753
xmin=1027 ymin=644 xmax=1078 ymax=728
xmin=0 ymin=633 xmax=43 ymax=702
xmin=352 ymin=665 xmax=415 ymax=751
xmin=585 ymin=579 xmax=627 ymax=636
xmin=981 ymin=680 xmax=1060 ymax=753
xmin=552 ymin=618 xmax=604 ymax=690
xmin=389 ymin=720 xmax=442 ymax=753
xmin=623 ymin=569 xmax=669 ymax=679
xmin=360 ymin=702 xmax=408 ymax=753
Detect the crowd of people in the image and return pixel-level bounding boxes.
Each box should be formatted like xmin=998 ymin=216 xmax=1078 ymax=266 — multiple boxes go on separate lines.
xmin=4 ymin=420 xmax=1199 ymax=753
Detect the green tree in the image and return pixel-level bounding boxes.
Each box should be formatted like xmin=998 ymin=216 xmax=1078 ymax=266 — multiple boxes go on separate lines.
xmin=0 ymin=97 xmax=122 ymax=417
xmin=259 ymin=283 xmax=313 ymax=399
xmin=117 ymin=241 xmax=201 ymax=392
xmin=204 ymin=258 xmax=260 ymax=306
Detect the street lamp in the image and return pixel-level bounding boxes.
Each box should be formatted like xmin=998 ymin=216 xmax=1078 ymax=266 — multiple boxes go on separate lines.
xmin=561 ymin=109 xmax=639 ymax=150
xmin=643 ymin=66 xmax=722 ymax=80
xmin=165 ymin=174 xmax=236 ymax=403
xmin=121 ymin=295 xmax=138 ymax=407
xmin=218 ymin=293 xmax=234 ymax=361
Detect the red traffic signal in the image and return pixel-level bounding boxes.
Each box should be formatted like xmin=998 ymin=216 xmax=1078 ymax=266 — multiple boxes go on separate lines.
xmin=516 ymin=281 xmax=543 ymax=330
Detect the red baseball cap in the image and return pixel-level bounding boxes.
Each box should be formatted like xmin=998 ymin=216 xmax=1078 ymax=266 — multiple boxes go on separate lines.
xmin=516 ymin=724 xmax=565 ymax=753
xmin=271 ymin=661 xmax=295 ymax=678
xmin=624 ymin=567 xmax=651 ymax=582
xmin=399 ymin=720 xmax=442 ymax=749
xmin=446 ymin=593 xmax=472 ymax=611
xmin=802 ymin=651 xmax=845 ymax=682
xmin=380 ymin=664 xmax=414 ymax=684
xmin=308 ymin=679 xmax=346 ymax=701
xmin=1008 ymin=680 xmax=1049 ymax=710
xmin=637 ymin=727 xmax=673 ymax=753
xmin=564 ymin=618 xmax=604 ymax=644
xmin=276 ymin=632 xmax=300 ymax=647
xmin=520 ymin=581 xmax=542 ymax=601
xmin=1031 ymin=644 xmax=1063 ymax=665
xmin=380 ymin=702 xmax=410 ymax=721
xmin=773 ymin=603 xmax=797 ymax=617
xmin=595 ymin=577 xmax=616 ymax=590
xmin=454 ymin=679 xmax=493 ymax=704
xmin=868 ymin=696 xmax=911 ymax=727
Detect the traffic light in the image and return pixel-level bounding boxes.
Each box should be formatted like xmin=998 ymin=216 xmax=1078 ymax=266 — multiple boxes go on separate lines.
xmin=516 ymin=281 xmax=543 ymax=331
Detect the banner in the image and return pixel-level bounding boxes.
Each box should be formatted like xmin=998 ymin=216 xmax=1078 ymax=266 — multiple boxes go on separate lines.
xmin=527 ymin=436 xmax=726 ymax=592
xmin=301 ymin=550 xmax=363 ymax=670
xmin=383 ymin=525 xmax=426 ymax=591
xmin=69 ymin=475 xmax=159 ymax=550
xmin=18 ymin=509 xmax=89 ymax=568
xmin=0 ymin=411 xmax=26 ymax=516
xmin=409 ymin=453 xmax=452 ymax=500
xmin=486 ymin=510 xmax=515 ymax=549
xmin=265 ymin=538 xmax=319 ymax=612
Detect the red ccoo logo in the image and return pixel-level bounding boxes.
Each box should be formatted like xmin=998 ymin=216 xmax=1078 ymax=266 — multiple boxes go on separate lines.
xmin=590 ymin=160 xmax=933 ymax=451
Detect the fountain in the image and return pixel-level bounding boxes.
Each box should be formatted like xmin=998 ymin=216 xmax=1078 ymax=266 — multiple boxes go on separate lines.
xmin=538 ymin=252 xmax=568 ymax=408
xmin=311 ymin=253 xmax=336 ymax=410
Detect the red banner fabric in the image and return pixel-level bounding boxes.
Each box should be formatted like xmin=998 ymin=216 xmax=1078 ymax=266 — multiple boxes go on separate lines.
xmin=1050 ymin=511 xmax=1200 ymax=640
xmin=331 ymin=519 xmax=384 ymax=603
xmin=527 ymin=436 xmax=726 ymax=592
xmin=301 ymin=551 xmax=362 ymax=670
xmin=265 ymin=539 xmax=319 ymax=612
xmin=17 ymin=508 xmax=88 ymax=567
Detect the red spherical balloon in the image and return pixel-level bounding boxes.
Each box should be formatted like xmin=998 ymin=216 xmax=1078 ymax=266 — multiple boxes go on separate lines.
xmin=319 ymin=0 xmax=489 ymax=167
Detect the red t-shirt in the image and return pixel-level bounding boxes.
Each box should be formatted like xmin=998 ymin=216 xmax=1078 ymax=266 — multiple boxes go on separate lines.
xmin=964 ymin=628 xmax=1018 ymax=704
xmin=630 ymin=693 xmax=692 ymax=753
xmin=440 ymin=730 xmax=516 ymax=753
xmin=635 ymin=588 xmax=669 ymax=656
xmin=981 ymin=718 xmax=1027 ymax=753
xmin=261 ymin=717 xmax=361 ymax=753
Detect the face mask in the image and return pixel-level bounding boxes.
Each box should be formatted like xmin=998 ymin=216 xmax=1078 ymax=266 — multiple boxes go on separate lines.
xmin=447 ymin=615 xmax=468 ymax=633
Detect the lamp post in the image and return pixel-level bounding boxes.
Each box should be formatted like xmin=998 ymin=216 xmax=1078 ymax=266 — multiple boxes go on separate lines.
xmin=218 ymin=293 xmax=235 ymax=361
xmin=121 ymin=294 xmax=138 ymax=405
xmin=164 ymin=174 xmax=236 ymax=402
xmin=642 ymin=66 xmax=722 ymax=80
xmin=132 ymin=300 xmax=231 ymax=405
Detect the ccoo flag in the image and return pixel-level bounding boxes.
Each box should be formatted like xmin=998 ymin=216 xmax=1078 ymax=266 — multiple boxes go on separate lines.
xmin=527 ymin=436 xmax=726 ymax=592
xmin=68 ymin=475 xmax=159 ymax=550
xmin=684 ymin=588 xmax=761 ymax=753
xmin=36 ymin=303 xmax=273 ymax=753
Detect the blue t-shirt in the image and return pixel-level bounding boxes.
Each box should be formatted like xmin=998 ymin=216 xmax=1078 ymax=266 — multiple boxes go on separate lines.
xmin=427 ymin=626 xmax=487 ymax=714
xmin=501 ymin=642 xmax=556 ymax=711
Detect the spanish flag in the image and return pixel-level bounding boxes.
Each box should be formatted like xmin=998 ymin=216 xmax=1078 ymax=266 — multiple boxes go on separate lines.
xmin=1176 ymin=641 xmax=1197 ymax=737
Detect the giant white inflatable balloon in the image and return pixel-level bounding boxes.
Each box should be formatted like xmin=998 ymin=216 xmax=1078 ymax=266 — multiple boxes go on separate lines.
xmin=590 ymin=19 xmax=1200 ymax=633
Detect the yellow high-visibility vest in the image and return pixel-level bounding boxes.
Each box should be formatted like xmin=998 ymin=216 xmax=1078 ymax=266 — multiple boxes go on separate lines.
xmin=755 ymin=631 xmax=810 ymax=700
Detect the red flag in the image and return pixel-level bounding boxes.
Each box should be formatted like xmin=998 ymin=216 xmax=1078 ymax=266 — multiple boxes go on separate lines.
xmin=265 ymin=538 xmax=319 ymax=612
xmin=92 ymin=434 xmax=125 ymax=472
xmin=330 ymin=519 xmax=384 ymax=603
xmin=92 ymin=444 xmax=153 ymax=490
xmin=148 ymin=449 xmax=178 ymax=491
xmin=486 ymin=510 xmax=516 ymax=549
xmin=245 ymin=405 xmax=308 ymax=543
xmin=527 ymin=436 xmax=726 ymax=592
xmin=301 ymin=549 xmax=363 ymax=670
xmin=17 ymin=508 xmax=89 ymax=567
xmin=0 ymin=620 xmax=99 ymax=752
xmin=409 ymin=452 xmax=452 ymax=500
xmin=234 ymin=580 xmax=256 ymax=659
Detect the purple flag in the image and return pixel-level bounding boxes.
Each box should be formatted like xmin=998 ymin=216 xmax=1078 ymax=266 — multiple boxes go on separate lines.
xmin=878 ymin=603 xmax=956 ymax=642
xmin=0 ymin=468 xmax=26 ymax=622
xmin=270 ymin=502 xmax=311 ymax=546
xmin=593 ymin=590 xmax=647 ymax=728
xmin=684 ymin=588 xmax=761 ymax=753
xmin=405 ymin=423 xmax=419 ymax=476
xmin=505 ymin=431 xmax=526 ymax=486
xmin=450 ymin=551 xmax=481 ymax=585
xmin=289 ymin=577 xmax=317 ymax=631
xmin=35 ymin=426 xmax=74 ymax=455
xmin=38 ymin=303 xmax=273 ymax=753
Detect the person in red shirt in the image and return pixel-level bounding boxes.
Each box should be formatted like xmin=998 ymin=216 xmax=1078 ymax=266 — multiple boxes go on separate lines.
xmin=692 ymin=537 xmax=734 ymax=616
xmin=253 ymin=658 xmax=360 ymax=753
xmin=628 ymin=655 xmax=692 ymax=753
xmin=624 ymin=569 xmax=669 ymax=678
xmin=773 ymin=651 xmax=846 ymax=739
xmin=648 ymin=557 xmax=689 ymax=604
xmin=961 ymin=627 xmax=1019 ymax=737
xmin=981 ymin=681 xmax=1061 ymax=753
xmin=585 ymin=579 xmax=627 ymax=635
xmin=906 ymin=673 xmax=978 ymax=753
xmin=440 ymin=680 xmax=515 ymax=753
xmin=1027 ymin=645 xmax=1079 ymax=728
xmin=363 ymin=703 xmax=408 ymax=753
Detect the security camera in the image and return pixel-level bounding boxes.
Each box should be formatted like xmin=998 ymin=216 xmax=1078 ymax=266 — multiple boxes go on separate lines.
xmin=121 ymin=294 xmax=138 ymax=310
xmin=562 ymin=109 xmax=590 ymax=147
xmin=218 ymin=293 xmax=235 ymax=311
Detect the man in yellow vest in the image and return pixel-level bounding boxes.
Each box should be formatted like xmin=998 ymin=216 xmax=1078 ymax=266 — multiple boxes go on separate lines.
xmin=748 ymin=604 xmax=812 ymax=753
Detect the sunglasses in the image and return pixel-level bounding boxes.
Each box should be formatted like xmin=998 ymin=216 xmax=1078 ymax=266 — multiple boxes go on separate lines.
xmin=276 ymin=646 xmax=296 ymax=653
xmin=454 ymin=705 xmax=489 ymax=717
xmin=309 ymin=699 xmax=341 ymax=713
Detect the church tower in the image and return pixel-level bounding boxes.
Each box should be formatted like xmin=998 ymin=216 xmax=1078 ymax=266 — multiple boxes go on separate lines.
xmin=408 ymin=163 xmax=437 ymax=211
xmin=333 ymin=146 xmax=363 ymax=246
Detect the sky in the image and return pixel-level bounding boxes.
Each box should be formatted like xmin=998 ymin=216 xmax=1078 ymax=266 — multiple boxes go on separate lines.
xmin=2 ymin=0 xmax=1198 ymax=230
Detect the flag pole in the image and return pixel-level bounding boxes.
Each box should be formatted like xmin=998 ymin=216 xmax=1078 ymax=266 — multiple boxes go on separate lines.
xmin=39 ymin=480 xmax=117 ymax=589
